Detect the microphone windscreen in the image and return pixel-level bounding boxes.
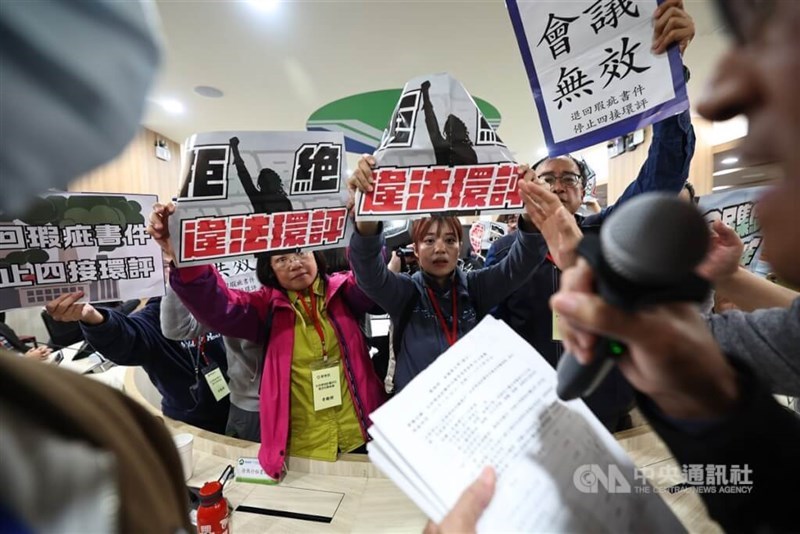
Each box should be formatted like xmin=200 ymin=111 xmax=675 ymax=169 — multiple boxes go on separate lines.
xmin=600 ymin=193 xmax=709 ymax=285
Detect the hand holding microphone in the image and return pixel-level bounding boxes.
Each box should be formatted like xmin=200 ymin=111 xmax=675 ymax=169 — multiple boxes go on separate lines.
xmin=553 ymin=193 xmax=713 ymax=403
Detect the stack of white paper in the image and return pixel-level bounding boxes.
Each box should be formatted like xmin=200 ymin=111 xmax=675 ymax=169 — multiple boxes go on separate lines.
xmin=368 ymin=316 xmax=684 ymax=532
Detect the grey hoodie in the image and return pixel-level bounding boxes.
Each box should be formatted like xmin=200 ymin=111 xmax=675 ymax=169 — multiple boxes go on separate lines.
xmin=708 ymin=297 xmax=800 ymax=397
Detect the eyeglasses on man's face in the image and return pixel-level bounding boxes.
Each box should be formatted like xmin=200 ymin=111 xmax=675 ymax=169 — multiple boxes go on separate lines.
xmin=539 ymin=172 xmax=582 ymax=189
xmin=271 ymin=251 xmax=312 ymax=270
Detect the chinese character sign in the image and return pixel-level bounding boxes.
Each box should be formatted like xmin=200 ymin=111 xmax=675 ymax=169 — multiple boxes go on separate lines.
xmin=699 ymin=186 xmax=769 ymax=275
xmin=0 ymin=193 xmax=165 ymax=312
xmin=171 ymin=131 xmax=351 ymax=267
xmin=213 ymin=258 xmax=260 ymax=292
xmin=506 ymin=0 xmax=689 ymax=155
xmin=356 ymin=73 xmax=520 ymax=221
xmin=468 ymin=221 xmax=509 ymax=255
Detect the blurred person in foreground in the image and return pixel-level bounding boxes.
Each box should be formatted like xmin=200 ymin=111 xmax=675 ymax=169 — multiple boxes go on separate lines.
xmin=0 ymin=1 xmax=191 ymax=531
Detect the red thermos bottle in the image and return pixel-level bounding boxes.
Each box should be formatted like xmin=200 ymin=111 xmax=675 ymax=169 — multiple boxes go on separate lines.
xmin=196 ymin=481 xmax=230 ymax=534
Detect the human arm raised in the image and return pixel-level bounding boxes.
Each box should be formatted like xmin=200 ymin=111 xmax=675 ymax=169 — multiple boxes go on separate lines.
xmin=229 ymin=136 xmax=260 ymax=203
xmin=147 ymin=202 xmax=272 ymax=344
xmin=420 ymin=80 xmax=446 ymax=149
xmin=45 ymin=291 xmax=163 ymax=366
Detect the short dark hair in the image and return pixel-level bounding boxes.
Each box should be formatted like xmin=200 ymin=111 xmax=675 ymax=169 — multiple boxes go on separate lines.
xmin=532 ymin=154 xmax=589 ymax=189
xmin=255 ymin=250 xmax=328 ymax=289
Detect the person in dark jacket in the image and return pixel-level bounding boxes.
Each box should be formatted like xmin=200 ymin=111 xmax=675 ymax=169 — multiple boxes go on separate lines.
xmin=348 ymin=159 xmax=549 ymax=392
xmin=484 ymin=4 xmax=697 ymax=431
xmin=44 ymin=291 xmax=230 ymax=434
xmin=486 ymin=107 xmax=695 ymax=430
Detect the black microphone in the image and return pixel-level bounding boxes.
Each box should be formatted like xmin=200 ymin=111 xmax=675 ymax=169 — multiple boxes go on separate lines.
xmin=556 ymin=192 xmax=711 ymax=401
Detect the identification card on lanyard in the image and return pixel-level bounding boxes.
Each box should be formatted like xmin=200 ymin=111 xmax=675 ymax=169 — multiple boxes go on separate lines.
xmin=552 ymin=310 xmax=563 ymax=342
xmin=197 ymin=335 xmax=230 ymax=401
xmin=547 ymin=253 xmax=563 ymax=342
xmin=299 ymin=291 xmax=342 ymax=411
xmin=203 ymin=362 xmax=231 ymax=401
xmin=310 ymin=358 xmax=342 ymax=411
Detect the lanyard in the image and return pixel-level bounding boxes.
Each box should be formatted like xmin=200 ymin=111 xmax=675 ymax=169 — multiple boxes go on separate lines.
xmin=298 ymin=290 xmax=328 ymax=361
xmin=193 ymin=334 xmax=210 ymax=373
xmin=426 ymin=286 xmax=458 ymax=347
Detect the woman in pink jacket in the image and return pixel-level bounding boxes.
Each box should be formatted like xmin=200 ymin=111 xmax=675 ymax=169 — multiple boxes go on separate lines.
xmin=148 ymin=203 xmax=386 ymax=480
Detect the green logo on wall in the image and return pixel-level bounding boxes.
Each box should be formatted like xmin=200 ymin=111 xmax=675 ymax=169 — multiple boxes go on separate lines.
xmin=307 ymin=89 xmax=502 ymax=154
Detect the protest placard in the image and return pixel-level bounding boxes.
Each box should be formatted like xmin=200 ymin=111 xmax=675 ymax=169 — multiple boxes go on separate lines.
xmin=506 ymin=0 xmax=689 ymax=155
xmin=698 ymin=186 xmax=769 ymax=275
xmin=355 ymin=73 xmax=522 ymax=221
xmin=170 ymin=131 xmax=350 ymax=267
xmin=214 ymin=258 xmax=260 ymax=292
xmin=469 ymin=220 xmax=509 ymax=256
xmin=0 ymin=193 xmax=164 ymax=311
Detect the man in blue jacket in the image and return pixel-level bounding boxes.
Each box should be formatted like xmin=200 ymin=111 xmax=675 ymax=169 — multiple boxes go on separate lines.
xmin=45 ymin=290 xmax=230 ymax=434
xmin=485 ymin=4 xmax=696 ymax=432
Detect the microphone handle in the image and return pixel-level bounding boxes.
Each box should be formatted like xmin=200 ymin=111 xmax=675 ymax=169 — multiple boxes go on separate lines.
xmin=556 ymin=337 xmax=626 ymax=401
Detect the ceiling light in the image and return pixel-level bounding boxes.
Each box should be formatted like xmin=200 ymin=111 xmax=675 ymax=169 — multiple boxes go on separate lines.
xmin=194 ymin=86 xmax=224 ymax=98
xmin=159 ymin=99 xmax=185 ymax=114
xmin=721 ymin=156 xmax=739 ymax=165
xmin=712 ymin=185 xmax=733 ymax=192
xmin=537 ymin=147 xmax=548 ymax=158
xmin=712 ymin=167 xmax=743 ymax=177
xmin=248 ymin=0 xmax=280 ymax=12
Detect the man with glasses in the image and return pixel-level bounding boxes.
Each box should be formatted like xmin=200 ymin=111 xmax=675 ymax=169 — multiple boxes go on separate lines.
xmin=484 ymin=1 xmax=696 ymax=432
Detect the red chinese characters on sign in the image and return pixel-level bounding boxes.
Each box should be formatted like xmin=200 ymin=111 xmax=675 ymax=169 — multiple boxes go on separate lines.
xmin=181 ymin=209 xmax=347 ymax=262
xmin=359 ymin=163 xmax=522 ymax=217
xmin=183 ymin=219 xmax=227 ymax=259
xmin=228 ymin=214 xmax=269 ymax=255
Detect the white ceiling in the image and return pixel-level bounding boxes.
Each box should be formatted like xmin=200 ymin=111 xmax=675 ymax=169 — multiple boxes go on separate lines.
xmin=143 ymin=0 xmax=728 ymax=165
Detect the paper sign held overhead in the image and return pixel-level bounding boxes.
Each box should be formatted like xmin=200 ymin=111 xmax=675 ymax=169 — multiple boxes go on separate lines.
xmin=506 ymin=0 xmax=689 ymax=156
xmin=355 ymin=73 xmax=523 ymax=221
xmin=169 ymin=131 xmax=351 ymax=267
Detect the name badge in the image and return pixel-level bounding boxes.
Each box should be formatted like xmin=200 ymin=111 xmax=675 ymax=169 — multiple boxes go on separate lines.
xmin=311 ymin=359 xmax=342 ymax=411
xmin=552 ymin=310 xmax=563 ymax=342
xmin=203 ymin=363 xmax=231 ymax=402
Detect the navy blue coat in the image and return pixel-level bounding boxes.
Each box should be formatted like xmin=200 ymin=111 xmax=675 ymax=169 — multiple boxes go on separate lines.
xmin=80 ymin=298 xmax=230 ymax=433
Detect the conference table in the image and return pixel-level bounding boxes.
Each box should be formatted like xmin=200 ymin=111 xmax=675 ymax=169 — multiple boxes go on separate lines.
xmin=124 ymin=368 xmax=720 ymax=533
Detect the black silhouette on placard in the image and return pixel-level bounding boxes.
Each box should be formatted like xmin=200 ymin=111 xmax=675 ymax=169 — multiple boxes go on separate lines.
xmin=229 ymin=136 xmax=293 ymax=214
xmin=420 ymin=80 xmax=478 ymax=166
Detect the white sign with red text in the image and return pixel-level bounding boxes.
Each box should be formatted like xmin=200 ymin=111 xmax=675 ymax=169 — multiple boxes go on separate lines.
xmin=355 ymin=73 xmax=521 ymax=221
xmin=170 ymin=131 xmax=351 ymax=267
